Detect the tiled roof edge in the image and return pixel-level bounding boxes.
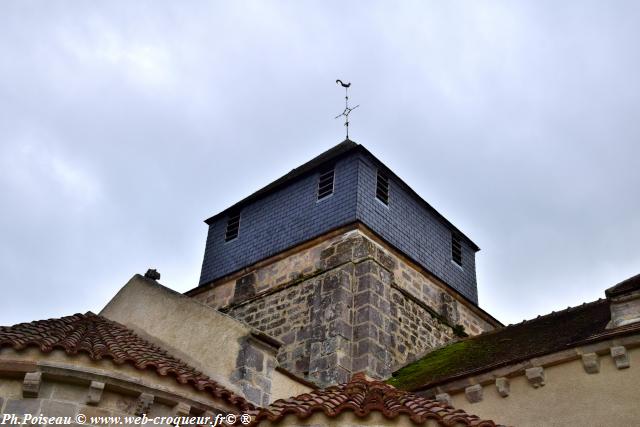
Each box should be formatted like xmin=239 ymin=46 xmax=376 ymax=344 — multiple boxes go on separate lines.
xmin=0 ymin=312 xmax=254 ymax=411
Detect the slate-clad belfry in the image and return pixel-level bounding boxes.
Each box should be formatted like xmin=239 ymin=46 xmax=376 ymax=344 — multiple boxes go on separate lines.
xmin=3 ymin=138 xmax=640 ymax=426
xmin=189 ymin=140 xmax=501 ymax=387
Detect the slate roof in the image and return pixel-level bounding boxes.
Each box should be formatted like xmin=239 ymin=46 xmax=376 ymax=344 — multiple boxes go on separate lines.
xmin=205 ymin=139 xmax=358 ymax=224
xmin=389 ymin=294 xmax=640 ymax=391
xmin=0 ymin=312 xmax=253 ymax=411
xmin=203 ymin=139 xmax=480 ymax=251
xmin=253 ymin=372 xmax=499 ymax=426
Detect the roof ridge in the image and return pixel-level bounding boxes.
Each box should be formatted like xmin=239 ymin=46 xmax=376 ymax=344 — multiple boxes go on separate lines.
xmin=463 ymin=298 xmax=606 ymax=341
xmin=510 ymin=298 xmax=606 ymax=327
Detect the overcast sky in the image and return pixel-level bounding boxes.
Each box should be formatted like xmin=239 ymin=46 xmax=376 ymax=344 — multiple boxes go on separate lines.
xmin=1 ymin=1 xmax=639 ymax=327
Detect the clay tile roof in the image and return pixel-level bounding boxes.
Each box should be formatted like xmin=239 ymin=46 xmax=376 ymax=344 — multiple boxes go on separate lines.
xmin=0 ymin=312 xmax=254 ymax=411
xmin=390 ymin=291 xmax=640 ymax=392
xmin=252 ymin=373 xmax=497 ymax=426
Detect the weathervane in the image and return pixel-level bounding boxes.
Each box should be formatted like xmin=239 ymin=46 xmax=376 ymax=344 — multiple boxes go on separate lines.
xmin=335 ymin=79 xmax=359 ymax=139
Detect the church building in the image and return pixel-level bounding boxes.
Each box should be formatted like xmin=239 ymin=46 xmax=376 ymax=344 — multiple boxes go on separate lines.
xmin=1 ymin=140 xmax=639 ymax=427
xmin=189 ymin=139 xmax=500 ymax=390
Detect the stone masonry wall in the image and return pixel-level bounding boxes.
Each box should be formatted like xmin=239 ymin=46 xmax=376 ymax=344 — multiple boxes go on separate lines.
xmin=194 ymin=229 xmax=498 ymax=387
xmin=391 ymin=255 xmax=494 ymax=336
xmin=0 ymin=354 xmax=237 ymax=427
xmin=227 ymin=277 xmax=317 ymax=379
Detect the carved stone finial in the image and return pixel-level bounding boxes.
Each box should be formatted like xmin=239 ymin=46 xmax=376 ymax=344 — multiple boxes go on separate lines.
xmin=465 ymin=384 xmax=483 ymax=403
xmin=611 ymin=346 xmax=630 ymax=369
xmin=435 ymin=393 xmax=452 ymax=406
xmin=525 ymin=367 xmax=545 ymax=388
xmin=144 ymin=269 xmax=161 ymax=281
xmin=495 ymin=377 xmax=510 ymax=397
xmin=581 ymin=353 xmax=600 ymax=374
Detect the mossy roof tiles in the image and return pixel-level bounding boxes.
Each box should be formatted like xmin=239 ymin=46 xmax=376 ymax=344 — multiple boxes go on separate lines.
xmin=389 ymin=297 xmax=640 ymax=391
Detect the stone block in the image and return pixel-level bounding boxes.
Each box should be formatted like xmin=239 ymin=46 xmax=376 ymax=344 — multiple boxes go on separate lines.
xmin=173 ymin=402 xmax=190 ymax=416
xmin=242 ymin=384 xmax=262 ymax=406
xmin=352 ymin=238 xmax=375 ymax=260
xmin=440 ymin=293 xmax=460 ymax=325
xmin=354 ymin=322 xmax=377 ymax=341
xmin=465 ymin=384 xmax=483 ymax=403
xmin=40 ymin=400 xmax=78 ymax=418
xmin=134 ymin=393 xmax=154 ymax=416
xmin=581 ymin=353 xmax=600 ymax=374
xmin=4 ymin=398 xmax=41 ymax=416
xmin=354 ymin=339 xmax=371 ymax=357
xmin=351 ymin=355 xmax=370 ymax=372
xmin=375 ymin=247 xmax=397 ymax=271
xmin=256 ymin=375 xmax=271 ymax=392
xmin=525 ymin=367 xmax=545 ymax=388
xmin=354 ymin=291 xmax=375 ymax=307
xmin=611 ymin=346 xmax=630 ymax=369
xmin=23 ymin=372 xmax=42 ymax=398
xmin=262 ymin=393 xmax=271 ymax=407
xmin=321 ymin=273 xmax=343 ymax=294
xmin=233 ymin=273 xmax=256 ymax=302
xmin=320 ymin=246 xmax=335 ymax=261
xmin=78 ymin=405 xmax=111 ymax=419
xmin=495 ymin=377 xmax=510 ymax=397
xmin=323 ymin=245 xmax=353 ymax=269
xmin=86 ymin=381 xmax=105 ymax=405
xmin=335 ymin=239 xmax=356 ymax=256
xmin=243 ymin=345 xmax=265 ymax=372
xmin=355 ymin=260 xmax=379 ymax=277
xmin=330 ymin=320 xmax=352 ymax=340
xmin=355 ymin=305 xmax=383 ymax=327
xmin=435 ymin=393 xmax=452 ymax=406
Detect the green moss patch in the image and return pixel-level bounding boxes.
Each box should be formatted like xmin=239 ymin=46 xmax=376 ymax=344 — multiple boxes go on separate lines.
xmin=387 ymin=339 xmax=496 ymax=390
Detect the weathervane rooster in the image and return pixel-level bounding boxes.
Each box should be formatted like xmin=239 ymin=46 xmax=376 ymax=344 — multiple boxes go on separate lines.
xmin=335 ymin=79 xmax=359 ymax=139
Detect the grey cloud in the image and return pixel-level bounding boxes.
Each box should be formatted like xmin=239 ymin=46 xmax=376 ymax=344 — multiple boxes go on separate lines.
xmin=1 ymin=1 xmax=639 ymax=326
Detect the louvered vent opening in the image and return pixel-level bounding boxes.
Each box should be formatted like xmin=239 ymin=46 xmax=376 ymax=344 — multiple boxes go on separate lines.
xmin=452 ymin=233 xmax=462 ymax=266
xmin=376 ymin=170 xmax=389 ymax=205
xmin=225 ymin=212 xmax=241 ymax=242
xmin=317 ymin=166 xmax=335 ymax=200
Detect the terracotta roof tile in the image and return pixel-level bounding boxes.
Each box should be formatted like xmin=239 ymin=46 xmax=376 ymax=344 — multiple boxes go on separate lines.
xmin=0 ymin=312 xmax=253 ymax=411
xmin=252 ymin=373 xmax=497 ymax=426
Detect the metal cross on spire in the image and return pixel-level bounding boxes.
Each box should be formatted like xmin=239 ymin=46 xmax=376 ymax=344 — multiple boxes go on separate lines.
xmin=335 ymin=79 xmax=359 ymax=140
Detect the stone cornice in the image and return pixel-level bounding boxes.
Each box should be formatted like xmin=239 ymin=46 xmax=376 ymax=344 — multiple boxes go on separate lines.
xmin=419 ymin=332 xmax=640 ymax=398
